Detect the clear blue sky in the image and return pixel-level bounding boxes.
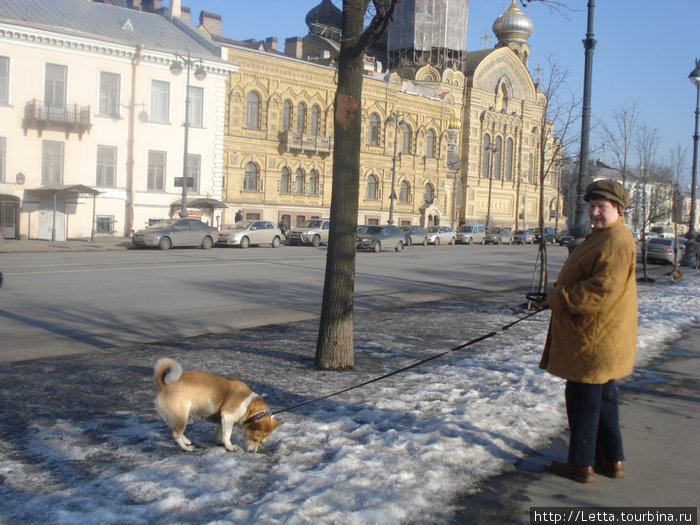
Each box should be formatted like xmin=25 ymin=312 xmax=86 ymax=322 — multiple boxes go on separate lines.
xmin=180 ymin=0 xmax=700 ymax=181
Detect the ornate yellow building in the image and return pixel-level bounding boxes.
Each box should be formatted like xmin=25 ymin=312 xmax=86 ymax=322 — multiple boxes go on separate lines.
xmin=210 ymin=0 xmax=562 ymax=231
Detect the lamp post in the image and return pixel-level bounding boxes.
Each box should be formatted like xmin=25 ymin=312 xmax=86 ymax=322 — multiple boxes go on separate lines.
xmin=386 ymin=111 xmax=405 ymax=225
xmin=484 ymin=142 xmax=499 ymax=229
xmin=569 ymin=0 xmax=596 ymax=252
xmin=170 ymin=52 xmax=207 ymax=218
xmin=681 ymin=58 xmax=700 ymax=267
xmin=447 ymin=111 xmax=462 ymax=230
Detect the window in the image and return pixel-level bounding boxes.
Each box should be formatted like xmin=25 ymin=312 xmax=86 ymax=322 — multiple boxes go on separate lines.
xmin=365 ymin=174 xmax=379 ymax=200
xmin=308 ymin=169 xmax=319 ymax=196
xmin=400 ymin=122 xmax=411 ymax=154
xmin=296 ymin=102 xmax=306 ymax=133
xmin=41 ymin=141 xmax=64 ymax=185
xmin=368 ymin=113 xmax=379 ymax=146
xmin=280 ymin=167 xmax=291 ymax=193
xmin=99 ymin=72 xmax=120 ymax=117
xmin=481 ymin=134 xmax=491 ymax=178
xmin=95 ymin=216 xmax=114 ymax=234
xmin=425 ymin=129 xmax=436 ymax=157
xmin=246 ymin=91 xmax=260 ymax=128
xmin=282 ymin=100 xmax=292 ymax=131
xmin=185 ymin=154 xmax=200 ymax=193
xmin=310 ymin=104 xmax=320 ymax=135
xmin=150 ymin=80 xmax=170 ymax=123
xmin=45 ymin=63 xmax=66 ymax=108
xmin=493 ymin=136 xmax=502 ymax=180
xmin=0 ymin=57 xmax=8 ymax=104
xmin=0 ymin=137 xmax=5 ymax=183
xmin=294 ymin=169 xmax=305 ymax=194
xmin=188 ymin=85 xmax=203 ymax=127
xmin=505 ymin=138 xmax=514 ymax=181
xmin=96 ymin=146 xmax=117 ymax=187
xmin=147 ymin=150 xmax=166 ymax=191
xmin=244 ymin=162 xmax=259 ymax=191
xmin=528 ymin=153 xmax=534 ymax=183
xmin=399 ymin=180 xmax=411 ymax=204
xmin=423 ymin=183 xmax=434 ymax=203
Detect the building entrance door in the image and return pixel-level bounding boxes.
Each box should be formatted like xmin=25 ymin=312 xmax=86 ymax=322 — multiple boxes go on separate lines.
xmin=38 ymin=195 xmax=66 ymax=241
xmin=0 ymin=195 xmax=19 ymax=239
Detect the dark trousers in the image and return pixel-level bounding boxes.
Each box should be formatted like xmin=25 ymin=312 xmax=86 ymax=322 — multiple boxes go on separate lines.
xmin=565 ymin=380 xmax=625 ymax=467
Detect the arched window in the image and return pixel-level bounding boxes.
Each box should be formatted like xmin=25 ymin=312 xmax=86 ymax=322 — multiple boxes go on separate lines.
xmin=310 ymin=104 xmax=321 ymax=135
xmin=296 ymin=102 xmax=306 ymax=133
xmin=493 ymin=136 xmax=503 ymax=180
xmin=399 ymin=180 xmax=411 ymax=204
xmin=246 ymin=91 xmax=260 ymax=129
xmin=244 ymin=162 xmax=259 ymax=191
xmin=280 ymin=167 xmax=291 ymax=193
xmin=400 ymin=122 xmax=411 ymax=154
xmin=282 ymin=100 xmax=292 ymax=131
xmin=528 ymin=153 xmax=534 ymax=183
xmin=308 ymin=169 xmax=319 ymax=196
xmin=505 ymin=138 xmax=514 ymax=181
xmin=481 ymin=134 xmax=491 ymax=178
xmin=425 ymin=129 xmax=436 ymax=157
xmin=294 ymin=168 xmax=305 ymax=194
xmin=368 ymin=113 xmax=379 ymax=146
xmin=365 ymin=174 xmax=379 ymax=200
xmin=424 ymin=182 xmax=434 ymax=203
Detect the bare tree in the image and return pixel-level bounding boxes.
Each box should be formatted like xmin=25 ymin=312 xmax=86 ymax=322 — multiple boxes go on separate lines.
xmin=635 ymin=124 xmax=661 ymax=282
xmin=314 ymin=0 xmax=399 ymax=370
xmin=598 ymin=102 xmax=640 ymax=189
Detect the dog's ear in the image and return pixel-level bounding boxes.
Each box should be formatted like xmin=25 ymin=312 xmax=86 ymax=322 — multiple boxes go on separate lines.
xmin=274 ymin=420 xmax=284 ymax=428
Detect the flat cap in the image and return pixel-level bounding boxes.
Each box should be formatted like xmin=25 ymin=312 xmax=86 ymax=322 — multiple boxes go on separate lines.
xmin=584 ymin=179 xmax=628 ymax=209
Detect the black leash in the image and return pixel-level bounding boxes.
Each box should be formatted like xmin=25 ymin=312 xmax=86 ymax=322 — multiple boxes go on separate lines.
xmin=262 ymin=306 xmax=547 ymax=420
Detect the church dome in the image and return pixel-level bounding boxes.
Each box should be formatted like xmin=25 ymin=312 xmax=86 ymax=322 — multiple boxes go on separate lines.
xmin=305 ymin=0 xmax=343 ymax=32
xmin=492 ymin=0 xmax=534 ymax=44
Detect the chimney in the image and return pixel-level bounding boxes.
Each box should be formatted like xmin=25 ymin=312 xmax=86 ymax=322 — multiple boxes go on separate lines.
xmin=199 ymin=10 xmax=222 ymax=37
xmin=181 ymin=6 xmax=191 ymax=24
xmin=168 ymin=0 xmax=181 ymax=20
xmin=265 ymin=37 xmax=278 ymax=52
xmin=285 ymin=37 xmax=303 ymax=59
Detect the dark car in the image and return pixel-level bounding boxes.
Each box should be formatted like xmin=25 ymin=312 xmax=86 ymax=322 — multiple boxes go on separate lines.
xmin=400 ymin=225 xmax=429 ymax=246
xmin=557 ymin=231 xmax=574 ymax=246
xmin=512 ymin=229 xmax=535 ymax=245
xmin=357 ymin=225 xmax=405 ymax=252
xmin=533 ymin=227 xmax=556 ymax=244
xmin=132 ymin=218 xmax=218 ymax=250
xmin=484 ymin=228 xmax=513 ymax=245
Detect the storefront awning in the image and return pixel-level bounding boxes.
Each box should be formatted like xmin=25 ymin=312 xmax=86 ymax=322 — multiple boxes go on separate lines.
xmin=186 ymin=198 xmax=227 ymax=209
xmin=28 ymin=184 xmax=101 ymax=197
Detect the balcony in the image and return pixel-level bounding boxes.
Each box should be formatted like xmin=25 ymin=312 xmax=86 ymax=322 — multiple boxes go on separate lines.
xmin=280 ymin=131 xmax=333 ymax=155
xmin=23 ymin=99 xmax=92 ymax=138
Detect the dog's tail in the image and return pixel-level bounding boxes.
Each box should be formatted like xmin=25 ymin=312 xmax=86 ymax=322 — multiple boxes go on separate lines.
xmin=154 ymin=358 xmax=183 ymax=388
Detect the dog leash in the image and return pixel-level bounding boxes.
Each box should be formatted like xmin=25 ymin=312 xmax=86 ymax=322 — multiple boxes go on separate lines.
xmin=264 ymin=306 xmax=548 ymax=419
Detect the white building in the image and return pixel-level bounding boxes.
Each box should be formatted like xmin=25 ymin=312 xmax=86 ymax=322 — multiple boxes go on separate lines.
xmin=0 ymin=0 xmax=235 ymax=240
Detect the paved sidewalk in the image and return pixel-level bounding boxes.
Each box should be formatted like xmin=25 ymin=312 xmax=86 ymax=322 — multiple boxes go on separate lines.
xmin=0 ymin=237 xmax=131 ymax=253
xmin=452 ymin=325 xmax=700 ymax=523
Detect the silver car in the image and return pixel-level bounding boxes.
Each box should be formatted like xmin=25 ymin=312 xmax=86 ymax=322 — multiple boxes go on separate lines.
xmin=485 ymin=228 xmax=513 ymax=245
xmin=400 ymin=225 xmax=429 ymax=246
xmin=645 ymin=237 xmax=684 ymax=264
xmin=132 ymin=218 xmax=218 ymax=250
xmin=217 ymin=220 xmax=283 ymax=248
xmin=425 ymin=226 xmax=456 ymax=245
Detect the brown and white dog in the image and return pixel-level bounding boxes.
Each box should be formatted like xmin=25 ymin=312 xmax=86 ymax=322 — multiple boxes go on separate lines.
xmin=154 ymin=358 xmax=283 ymax=452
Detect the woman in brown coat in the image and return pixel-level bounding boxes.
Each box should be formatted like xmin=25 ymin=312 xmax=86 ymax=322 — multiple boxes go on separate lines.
xmin=540 ymin=179 xmax=637 ymax=483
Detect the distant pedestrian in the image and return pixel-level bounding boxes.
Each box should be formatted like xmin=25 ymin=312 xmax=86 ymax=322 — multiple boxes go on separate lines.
xmin=539 ymin=179 xmax=637 ymax=483
xmin=278 ymin=221 xmax=288 ymax=240
xmin=235 ymin=210 xmax=242 ymax=222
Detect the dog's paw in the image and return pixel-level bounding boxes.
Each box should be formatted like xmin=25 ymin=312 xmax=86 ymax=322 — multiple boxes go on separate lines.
xmin=224 ymin=443 xmax=240 ymax=452
xmin=176 ymin=436 xmax=195 ymax=452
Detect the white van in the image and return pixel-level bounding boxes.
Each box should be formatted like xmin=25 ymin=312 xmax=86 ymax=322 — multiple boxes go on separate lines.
xmin=456 ymin=224 xmax=486 ymax=244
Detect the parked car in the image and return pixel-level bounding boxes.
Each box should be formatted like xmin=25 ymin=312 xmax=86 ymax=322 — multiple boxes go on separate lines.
xmin=533 ymin=227 xmax=556 ymax=244
xmin=512 ymin=229 xmax=535 ymax=244
xmin=400 ymin=225 xmax=429 ymax=246
xmin=557 ymin=231 xmax=574 ymax=246
xmin=645 ymin=237 xmax=685 ymax=264
xmin=132 ymin=218 xmax=218 ymax=250
xmin=484 ymin=227 xmax=513 ymax=245
xmin=0 ymin=226 xmax=4 ymax=244
xmin=456 ymin=224 xmax=486 ymax=244
xmin=425 ymin=226 xmax=456 ymax=245
xmin=287 ymin=219 xmax=330 ymax=246
xmin=216 ymin=220 xmax=283 ymax=248
xmin=356 ymin=225 xmax=405 ymax=252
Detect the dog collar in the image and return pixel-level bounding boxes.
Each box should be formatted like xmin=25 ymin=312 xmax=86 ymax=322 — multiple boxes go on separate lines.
xmin=243 ymin=411 xmax=273 ymax=425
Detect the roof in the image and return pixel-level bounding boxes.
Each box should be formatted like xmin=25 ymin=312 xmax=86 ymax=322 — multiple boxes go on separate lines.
xmin=28 ymin=184 xmax=100 ymax=196
xmin=0 ymin=0 xmax=220 ymax=58
xmin=462 ymin=49 xmax=496 ymax=77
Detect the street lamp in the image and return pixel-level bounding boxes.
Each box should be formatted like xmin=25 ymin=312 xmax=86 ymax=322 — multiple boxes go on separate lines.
xmin=170 ymin=52 xmax=207 ymax=218
xmin=681 ymin=59 xmax=700 ymax=267
xmin=386 ymin=110 xmax=406 ymax=225
xmin=484 ymin=142 xmax=499 ymax=229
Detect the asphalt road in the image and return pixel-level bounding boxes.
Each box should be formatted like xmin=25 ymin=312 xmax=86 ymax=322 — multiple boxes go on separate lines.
xmin=0 ymin=244 xmax=569 ymax=363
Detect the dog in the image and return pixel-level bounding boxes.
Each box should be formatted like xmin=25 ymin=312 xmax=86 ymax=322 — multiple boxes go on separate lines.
xmin=153 ymin=358 xmax=283 ymax=452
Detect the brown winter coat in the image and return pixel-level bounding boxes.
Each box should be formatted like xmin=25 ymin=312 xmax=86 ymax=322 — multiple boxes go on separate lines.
xmin=540 ymin=217 xmax=638 ymax=384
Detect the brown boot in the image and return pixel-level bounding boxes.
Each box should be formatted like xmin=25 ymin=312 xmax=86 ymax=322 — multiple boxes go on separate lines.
xmin=595 ymin=460 xmax=625 ymax=478
xmin=549 ymin=460 xmax=596 ymax=483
